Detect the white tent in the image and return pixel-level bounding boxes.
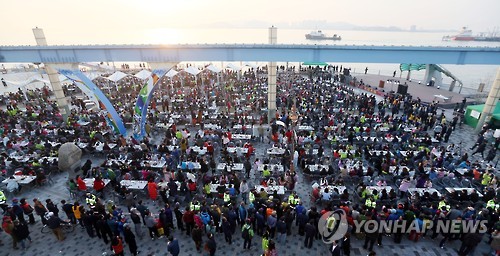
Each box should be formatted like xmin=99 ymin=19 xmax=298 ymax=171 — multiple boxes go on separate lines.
xmin=226 ymin=63 xmax=241 ymax=71
xmin=165 ymin=69 xmax=179 ymax=78
xmin=205 ymin=64 xmax=222 ymax=73
xmin=184 ymin=66 xmax=201 ymax=76
xmin=105 ymin=71 xmax=129 ymax=82
xmin=244 ymin=62 xmax=258 ymax=69
xmin=134 ymin=70 xmax=151 ymax=80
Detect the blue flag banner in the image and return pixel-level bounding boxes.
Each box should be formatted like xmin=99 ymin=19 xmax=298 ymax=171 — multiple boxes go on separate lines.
xmin=58 ymin=69 xmax=127 ymax=136
xmin=133 ymin=69 xmax=168 ymax=139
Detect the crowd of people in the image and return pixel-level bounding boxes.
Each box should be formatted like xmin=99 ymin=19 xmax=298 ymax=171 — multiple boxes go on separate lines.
xmin=0 ymin=63 xmax=498 ymax=256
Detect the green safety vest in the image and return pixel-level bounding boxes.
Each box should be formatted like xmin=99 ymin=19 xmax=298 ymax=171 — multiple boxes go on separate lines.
xmin=365 ymin=199 xmax=376 ymax=208
xmin=288 ymin=195 xmax=295 ymax=204
xmin=190 ymin=203 xmax=200 ymax=211
xmin=0 ymin=191 xmax=6 ymax=204
xmin=249 ymin=193 xmax=255 ymax=202
xmin=262 ymin=169 xmax=270 ymax=177
xmin=487 ymin=200 xmax=497 ymax=210
xmin=438 ymin=200 xmax=450 ymax=211
xmin=326 ymin=216 xmax=336 ymax=229
xmin=86 ymin=194 xmax=96 ymax=205
xmin=224 ymin=193 xmax=230 ymax=202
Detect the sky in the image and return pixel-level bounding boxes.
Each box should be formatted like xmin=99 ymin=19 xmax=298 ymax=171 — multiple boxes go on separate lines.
xmin=0 ymin=0 xmax=499 ymax=45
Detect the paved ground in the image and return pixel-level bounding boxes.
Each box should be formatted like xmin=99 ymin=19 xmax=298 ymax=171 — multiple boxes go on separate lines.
xmin=0 ymin=85 xmax=495 ymax=256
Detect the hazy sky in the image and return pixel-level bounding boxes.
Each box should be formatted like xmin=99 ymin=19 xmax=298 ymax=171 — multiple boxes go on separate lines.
xmin=1 ymin=0 xmax=499 ymax=45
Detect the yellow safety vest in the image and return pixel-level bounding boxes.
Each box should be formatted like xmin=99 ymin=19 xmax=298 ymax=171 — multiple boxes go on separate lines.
xmin=249 ymin=193 xmax=255 ymax=202
xmin=288 ymin=195 xmax=295 ymax=204
xmin=190 ymin=202 xmax=201 ymax=211
xmin=224 ymin=193 xmax=230 ymax=202
xmin=0 ymin=191 xmax=6 ymax=204
xmin=365 ymin=199 xmax=376 ymax=208
xmin=438 ymin=200 xmax=450 ymax=211
xmin=487 ymin=200 xmax=497 ymax=210
xmin=86 ymin=195 xmax=96 ymax=205
xmin=326 ymin=216 xmax=336 ymax=230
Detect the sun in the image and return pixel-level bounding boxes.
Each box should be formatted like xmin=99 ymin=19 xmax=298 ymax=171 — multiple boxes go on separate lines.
xmin=145 ymin=28 xmax=181 ymax=44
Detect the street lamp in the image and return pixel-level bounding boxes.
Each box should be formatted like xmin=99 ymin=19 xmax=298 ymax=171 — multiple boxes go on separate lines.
xmin=289 ymin=99 xmax=298 ymax=172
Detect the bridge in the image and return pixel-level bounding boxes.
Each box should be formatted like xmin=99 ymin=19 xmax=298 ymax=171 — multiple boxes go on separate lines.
xmin=0 ymin=44 xmax=500 ymax=65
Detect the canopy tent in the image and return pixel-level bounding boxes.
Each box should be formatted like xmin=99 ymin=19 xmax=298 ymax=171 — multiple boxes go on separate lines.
xmin=226 ymin=63 xmax=242 ymax=71
xmin=134 ymin=70 xmax=152 ymax=80
xmin=105 ymin=71 xmax=129 ymax=82
xmin=302 ymin=62 xmax=328 ymax=66
xmin=243 ymin=62 xmax=258 ymax=69
xmin=165 ymin=69 xmax=179 ymax=78
xmin=205 ymin=64 xmax=222 ymax=73
xmin=85 ymin=72 xmax=103 ymax=81
xmin=184 ymin=66 xmax=201 ymax=76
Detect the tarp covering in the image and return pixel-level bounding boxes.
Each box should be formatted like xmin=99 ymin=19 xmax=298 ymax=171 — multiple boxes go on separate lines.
xmin=134 ymin=70 xmax=152 ymax=80
xmin=302 ymin=62 xmax=328 ymax=66
xmin=206 ymin=64 xmax=222 ymax=73
xmin=226 ymin=63 xmax=241 ymax=71
xmin=105 ymin=71 xmax=128 ymax=82
xmin=244 ymin=62 xmax=258 ymax=69
xmin=400 ymin=64 xmax=426 ymax=71
xmin=184 ymin=66 xmax=201 ymax=76
xmin=165 ymin=69 xmax=179 ymax=78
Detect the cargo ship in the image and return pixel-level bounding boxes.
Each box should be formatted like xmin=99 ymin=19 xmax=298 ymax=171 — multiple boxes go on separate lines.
xmin=442 ymin=27 xmax=500 ymax=42
xmin=305 ymin=30 xmax=341 ymax=40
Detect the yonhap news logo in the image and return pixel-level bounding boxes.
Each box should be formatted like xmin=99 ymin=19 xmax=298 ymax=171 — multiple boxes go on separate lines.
xmin=318 ymin=209 xmax=349 ymax=244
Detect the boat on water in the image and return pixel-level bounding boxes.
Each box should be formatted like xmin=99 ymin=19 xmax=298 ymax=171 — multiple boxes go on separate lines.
xmin=305 ymin=30 xmax=341 ymax=40
xmin=442 ymin=27 xmax=500 ymax=42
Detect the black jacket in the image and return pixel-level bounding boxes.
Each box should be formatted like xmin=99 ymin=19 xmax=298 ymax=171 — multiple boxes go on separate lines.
xmin=13 ymin=222 xmax=30 ymax=240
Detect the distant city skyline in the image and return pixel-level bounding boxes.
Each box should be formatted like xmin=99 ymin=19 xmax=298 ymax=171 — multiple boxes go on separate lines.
xmin=0 ymin=0 xmax=499 ymax=45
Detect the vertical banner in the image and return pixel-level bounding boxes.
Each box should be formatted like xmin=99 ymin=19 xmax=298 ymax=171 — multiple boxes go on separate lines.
xmin=133 ymin=69 xmax=168 ymax=139
xmin=59 ymin=69 xmax=127 ymax=136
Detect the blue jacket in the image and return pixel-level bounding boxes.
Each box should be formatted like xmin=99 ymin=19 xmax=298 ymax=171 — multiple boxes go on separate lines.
xmin=167 ymin=239 xmax=180 ymax=256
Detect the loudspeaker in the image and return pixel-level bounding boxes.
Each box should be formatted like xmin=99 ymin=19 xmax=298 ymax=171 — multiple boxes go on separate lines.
xmin=397 ymin=84 xmax=408 ymax=95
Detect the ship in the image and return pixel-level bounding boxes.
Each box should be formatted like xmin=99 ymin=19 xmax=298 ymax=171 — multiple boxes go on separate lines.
xmin=442 ymin=27 xmax=500 ymax=42
xmin=305 ymin=30 xmax=341 ymax=40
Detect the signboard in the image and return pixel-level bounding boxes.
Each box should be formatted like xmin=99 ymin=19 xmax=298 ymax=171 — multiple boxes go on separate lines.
xmin=470 ymin=110 xmax=481 ymax=119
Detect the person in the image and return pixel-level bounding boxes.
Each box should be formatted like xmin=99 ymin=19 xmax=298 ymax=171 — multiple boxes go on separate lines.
xmin=6 ymin=177 xmax=19 ymax=193
xmin=331 ymin=240 xmax=342 ymax=256
xmin=222 ymin=217 xmax=232 ymax=244
xmin=45 ymin=212 xmax=66 ymax=241
xmin=123 ymin=224 xmax=138 ymax=255
xmin=458 ymin=231 xmax=483 ymax=256
xmin=342 ymin=233 xmax=351 ymax=256
xmin=60 ymin=200 xmax=76 ymax=224
xmin=12 ymin=220 xmax=31 ymax=250
xmin=130 ymin=208 xmax=144 ymax=239
xmin=110 ymin=236 xmax=124 ymax=256
xmin=191 ymin=225 xmax=203 ymax=252
xmin=93 ymin=176 xmax=106 ymax=195
xmin=20 ymin=198 xmax=35 ymax=224
xmin=147 ymin=179 xmax=158 ymax=201
xmin=365 ymin=67 xmax=368 ymax=74
xmin=242 ymin=218 xmax=254 ymax=249
xmin=204 ymin=233 xmax=216 ymax=256
xmin=167 ymin=235 xmax=180 ymax=256
xmin=72 ymin=202 xmax=84 ymax=228
xmin=45 ymin=199 xmax=59 ymax=217
xmin=264 ymin=239 xmax=277 ymax=256
xmin=11 ymin=198 xmax=26 ymax=223
xmin=363 ymin=223 xmax=378 ymax=251
xmin=2 ymin=215 xmax=17 ymax=249
xmin=304 ymin=220 xmax=316 ymax=248
xmin=33 ymin=198 xmax=48 ymax=225
xmin=144 ymin=210 xmax=159 ymax=240
xmin=0 ymin=190 xmax=8 ymax=214
xmin=76 ymin=175 xmax=87 ymax=191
